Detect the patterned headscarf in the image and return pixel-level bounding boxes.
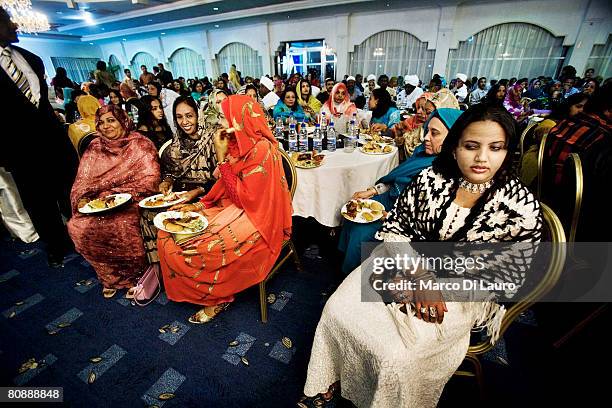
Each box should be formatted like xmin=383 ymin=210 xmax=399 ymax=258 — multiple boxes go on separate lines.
xmin=323 ymin=82 xmax=357 ymax=117
xmin=198 ymin=89 xmax=226 ymax=128
xmin=77 ymin=95 xmax=101 ymax=120
xmin=95 ymin=104 xmax=133 ymax=134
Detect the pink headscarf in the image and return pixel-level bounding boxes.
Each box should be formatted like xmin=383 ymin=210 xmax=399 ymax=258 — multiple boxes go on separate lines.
xmin=95 ymin=104 xmax=134 ymax=134
xmin=323 ymin=83 xmax=357 ymax=118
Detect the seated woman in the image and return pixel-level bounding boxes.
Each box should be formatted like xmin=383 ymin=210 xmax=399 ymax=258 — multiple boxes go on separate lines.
xmin=319 ymin=82 xmax=359 ymax=134
xmin=190 ymin=81 xmax=205 ymax=103
xmin=108 ymin=89 xmax=124 ymax=108
xmin=302 ymin=104 xmax=542 ymax=407
xmin=238 ymin=84 xmax=274 ymax=126
xmin=157 ymin=95 xmax=293 ymax=323
xmin=68 ymin=105 xmax=160 ymax=299
xmin=137 ymin=95 xmax=173 ymax=149
xmin=503 ymin=78 xmax=533 ymax=122
xmin=297 ymin=79 xmax=322 ymax=120
xmin=273 ymin=88 xmax=308 ymax=124
xmin=339 ymin=108 xmax=463 ymax=274
xmin=369 ymin=88 xmax=401 ymax=133
xmin=119 ymin=83 xmax=145 ymax=120
xmin=67 ymin=95 xmax=100 ymax=151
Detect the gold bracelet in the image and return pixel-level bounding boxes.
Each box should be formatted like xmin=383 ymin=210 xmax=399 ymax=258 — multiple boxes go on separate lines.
xmin=194 ymin=202 xmax=204 ymax=210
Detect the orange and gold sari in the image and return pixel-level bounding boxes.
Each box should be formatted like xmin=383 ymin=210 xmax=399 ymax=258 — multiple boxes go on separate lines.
xmin=157 ymin=95 xmax=293 ymax=306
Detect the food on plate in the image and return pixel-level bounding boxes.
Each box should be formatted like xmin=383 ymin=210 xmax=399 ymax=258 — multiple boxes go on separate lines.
xmin=362 ymin=142 xmax=393 ymax=154
xmin=370 ymin=201 xmax=384 ymax=212
xmin=143 ymin=192 xmax=184 ymax=207
xmin=343 ymin=199 xmax=360 ymax=219
xmin=162 ymin=214 xmax=204 ymax=233
xmin=81 ymin=196 xmax=116 ymax=210
xmin=342 ymin=199 xmax=385 ymax=222
xmin=362 ymin=212 xmax=374 ymax=221
xmin=291 ymin=151 xmax=324 ymax=168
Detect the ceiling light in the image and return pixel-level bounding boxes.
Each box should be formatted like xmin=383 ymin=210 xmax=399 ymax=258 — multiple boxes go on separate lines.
xmin=0 ymin=0 xmax=31 ymax=9
xmin=122 ymin=38 xmax=127 ymax=41
xmin=213 ymin=7 xmax=219 ymax=11
xmin=89 ymin=42 xmax=93 ymax=45
xmin=148 ymin=19 xmax=152 ymax=22
xmin=56 ymin=11 xmax=63 ymax=15
xmin=10 ymin=9 xmax=50 ymax=33
xmin=214 ymin=24 xmax=219 ymax=28
xmin=161 ymin=32 xmax=165 ymax=35
xmin=82 ymin=11 xmax=95 ymax=26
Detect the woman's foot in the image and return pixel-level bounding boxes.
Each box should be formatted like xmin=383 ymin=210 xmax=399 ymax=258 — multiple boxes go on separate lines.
xmin=102 ymin=288 xmax=117 ymax=299
xmin=125 ymin=287 xmax=137 ymax=299
xmin=188 ymin=303 xmax=230 ymax=324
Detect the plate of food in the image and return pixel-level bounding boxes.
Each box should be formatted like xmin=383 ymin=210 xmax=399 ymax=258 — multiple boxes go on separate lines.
xmin=291 ymin=151 xmax=325 ymax=169
xmin=341 ymin=199 xmax=385 ymax=223
xmin=78 ymin=193 xmax=132 ymax=214
xmin=360 ymin=141 xmax=395 ymax=155
xmin=138 ymin=191 xmax=187 ymax=209
xmin=363 ymin=133 xmax=395 ymax=144
xmin=153 ymin=211 xmax=208 ymax=234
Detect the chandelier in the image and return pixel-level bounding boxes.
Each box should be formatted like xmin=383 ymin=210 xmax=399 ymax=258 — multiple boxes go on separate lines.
xmin=1 ymin=0 xmax=51 ymax=34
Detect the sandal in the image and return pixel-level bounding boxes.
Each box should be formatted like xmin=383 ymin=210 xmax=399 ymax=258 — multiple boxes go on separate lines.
xmin=188 ymin=303 xmax=230 ymax=324
xmin=125 ymin=287 xmax=137 ymax=299
xmin=102 ymin=288 xmax=117 ymax=299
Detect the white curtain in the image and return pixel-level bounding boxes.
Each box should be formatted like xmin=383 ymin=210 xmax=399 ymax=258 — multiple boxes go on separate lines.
xmin=349 ymin=30 xmax=434 ymax=82
xmin=169 ymin=48 xmax=206 ymax=80
xmin=586 ymin=34 xmax=612 ymax=79
xmin=447 ymin=23 xmax=567 ymax=80
xmin=130 ymin=52 xmax=157 ymax=77
xmin=50 ymin=57 xmax=98 ymax=84
xmin=108 ymin=54 xmax=123 ymax=81
xmin=216 ymin=42 xmax=263 ymax=78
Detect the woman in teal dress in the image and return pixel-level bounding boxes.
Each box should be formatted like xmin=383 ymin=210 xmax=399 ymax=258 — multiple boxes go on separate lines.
xmin=273 ymin=88 xmax=308 ymax=124
xmin=369 ymin=88 xmax=401 ymax=132
xmin=338 ymin=108 xmax=463 ymax=273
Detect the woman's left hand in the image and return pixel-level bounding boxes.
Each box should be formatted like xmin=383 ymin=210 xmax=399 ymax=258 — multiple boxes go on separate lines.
xmin=413 ymin=286 xmax=447 ymax=324
xmin=169 ymin=203 xmax=200 ymax=212
xmin=371 ymin=123 xmax=388 ymax=133
xmin=214 ymin=128 xmax=229 ymax=162
xmin=180 ymin=187 xmax=204 ymax=203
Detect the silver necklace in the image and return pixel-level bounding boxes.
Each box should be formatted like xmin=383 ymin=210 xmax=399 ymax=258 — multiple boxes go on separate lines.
xmin=459 ymin=177 xmax=494 ymax=194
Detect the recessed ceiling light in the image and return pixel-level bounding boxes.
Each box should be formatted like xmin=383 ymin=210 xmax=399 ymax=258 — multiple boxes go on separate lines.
xmin=89 ymin=42 xmax=94 ymax=45
xmin=161 ymin=32 xmax=166 ymax=35
xmin=101 ymin=28 xmax=105 ymax=30
xmin=56 ymin=11 xmax=63 ymax=15
xmin=148 ymin=19 xmax=153 ymax=22
xmin=213 ymin=7 xmax=219 ymax=11
xmin=122 ymin=38 xmax=127 ymax=41
xmin=214 ymin=24 xmax=219 ymax=28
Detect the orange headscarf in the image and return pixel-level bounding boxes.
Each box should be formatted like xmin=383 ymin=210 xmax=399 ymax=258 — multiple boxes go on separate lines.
xmin=202 ymin=95 xmax=292 ymax=255
xmin=323 ymin=82 xmax=357 ymax=117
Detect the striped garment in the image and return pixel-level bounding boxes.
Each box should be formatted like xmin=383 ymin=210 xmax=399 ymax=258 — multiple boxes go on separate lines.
xmin=546 ymin=112 xmax=611 ymax=185
xmin=0 ymin=47 xmax=37 ymax=106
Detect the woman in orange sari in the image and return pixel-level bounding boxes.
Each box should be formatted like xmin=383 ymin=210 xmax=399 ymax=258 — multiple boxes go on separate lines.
xmin=157 ymin=95 xmax=293 ymax=323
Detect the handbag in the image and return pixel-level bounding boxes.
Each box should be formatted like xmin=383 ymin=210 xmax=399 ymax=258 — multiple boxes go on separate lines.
xmin=133 ymin=264 xmax=161 ymax=306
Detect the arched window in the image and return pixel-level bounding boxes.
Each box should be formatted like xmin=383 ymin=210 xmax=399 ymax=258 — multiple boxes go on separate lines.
xmin=216 ymin=42 xmax=263 ymax=78
xmin=130 ymin=52 xmax=156 ymax=78
xmin=169 ymin=48 xmax=206 ymax=80
xmin=586 ymin=34 xmax=611 ymax=79
xmin=349 ymin=30 xmax=434 ymax=81
xmin=108 ymin=54 xmax=123 ymax=81
xmin=447 ymin=23 xmax=567 ymax=80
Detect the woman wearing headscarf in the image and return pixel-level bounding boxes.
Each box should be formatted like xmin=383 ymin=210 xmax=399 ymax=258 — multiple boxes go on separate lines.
xmin=157 ymin=95 xmax=293 ymax=323
xmin=369 ymin=88 xmax=401 ymax=132
xmin=51 ymin=67 xmax=74 ymax=101
xmin=273 ymin=88 xmax=308 ymax=124
xmin=503 ymin=78 xmax=532 ymax=121
xmin=119 ymin=82 xmax=145 ymax=121
xmin=297 ymin=79 xmax=323 ymax=119
xmin=339 ymin=108 xmax=463 ymax=274
xmin=302 ymin=104 xmax=541 ymax=408
xmin=238 ymin=84 xmax=273 ymax=125
xmin=228 ymin=65 xmax=242 ymax=92
xmin=67 ymin=105 xmax=160 ymax=299
xmin=319 ymin=82 xmax=358 ymax=133
xmin=67 ymin=95 xmax=101 ymax=150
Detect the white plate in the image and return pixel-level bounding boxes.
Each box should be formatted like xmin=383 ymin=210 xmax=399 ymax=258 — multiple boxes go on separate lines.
xmin=341 ymin=199 xmax=385 ymax=223
xmin=78 ymin=193 xmax=132 ymax=214
xmin=138 ymin=192 xmax=187 ymax=209
xmin=359 ymin=144 xmax=396 ymax=155
xmin=153 ymin=211 xmax=208 ymax=234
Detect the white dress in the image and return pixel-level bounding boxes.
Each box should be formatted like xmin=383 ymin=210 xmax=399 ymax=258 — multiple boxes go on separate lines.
xmin=304 ymin=204 xmax=487 ymax=408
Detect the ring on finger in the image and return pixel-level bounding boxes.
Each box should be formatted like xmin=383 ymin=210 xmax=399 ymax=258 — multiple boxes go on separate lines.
xmin=429 ymin=306 xmax=437 ymax=318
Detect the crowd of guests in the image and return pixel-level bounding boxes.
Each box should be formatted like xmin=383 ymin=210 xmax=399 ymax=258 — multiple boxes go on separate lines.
xmin=1 ymin=8 xmax=610 ymax=405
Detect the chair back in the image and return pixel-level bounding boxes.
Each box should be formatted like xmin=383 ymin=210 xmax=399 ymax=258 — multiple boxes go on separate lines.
xmin=467 ymin=203 xmax=566 ymax=355
xmin=563 ymin=153 xmax=583 ymax=243
xmin=536 ymin=132 xmax=549 ymax=200
xmin=77 ymin=132 xmax=98 ymax=158
xmin=158 ymin=139 xmax=172 ymax=159
xmin=277 ymin=148 xmax=297 ymax=199
xmin=519 ymin=121 xmax=539 ymax=158
xmin=459 ymin=103 xmax=469 ymax=111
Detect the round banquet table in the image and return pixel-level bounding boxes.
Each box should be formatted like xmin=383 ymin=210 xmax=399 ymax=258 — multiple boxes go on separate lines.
xmin=292 ymin=147 xmax=399 ymax=227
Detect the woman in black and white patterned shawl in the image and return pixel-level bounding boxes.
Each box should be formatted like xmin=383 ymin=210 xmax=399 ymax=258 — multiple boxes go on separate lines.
xmin=302 ymin=105 xmax=542 ymax=408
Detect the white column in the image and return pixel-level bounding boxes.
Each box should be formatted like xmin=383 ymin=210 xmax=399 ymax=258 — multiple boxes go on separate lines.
xmin=201 ymin=30 xmax=217 ymax=79
xmin=335 ymin=14 xmax=350 ymax=79
xmin=432 ymin=6 xmax=457 ymax=78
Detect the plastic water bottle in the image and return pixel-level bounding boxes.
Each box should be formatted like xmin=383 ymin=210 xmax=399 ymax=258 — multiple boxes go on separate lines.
xmin=275 ymin=117 xmax=284 ymax=140
xmin=327 ymin=122 xmax=337 ymax=152
xmin=299 ymin=121 xmax=308 ymax=152
xmin=130 ymin=105 xmax=139 ymax=124
xmin=312 ymin=123 xmax=322 ymax=152
xmin=320 ymin=112 xmax=327 ymax=131
xmin=288 ymin=123 xmax=298 ymax=152
xmin=345 ymin=115 xmax=356 ymax=153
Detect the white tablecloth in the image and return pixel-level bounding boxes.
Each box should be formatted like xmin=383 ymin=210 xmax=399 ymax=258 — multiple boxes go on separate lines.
xmin=292 ymin=148 xmax=399 ymax=227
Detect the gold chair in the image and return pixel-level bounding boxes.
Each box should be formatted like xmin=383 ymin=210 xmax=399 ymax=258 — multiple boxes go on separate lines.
xmin=77 ymin=132 xmax=98 ymax=159
xmin=453 ymin=203 xmax=566 ymax=398
xmin=158 ymin=139 xmax=172 ymax=159
xmin=259 ymin=148 xmax=301 ymax=323
xmin=536 ymin=132 xmax=549 ymax=200
xmin=519 ymin=121 xmax=539 ymax=158
xmin=564 ymin=153 xmax=583 ymax=243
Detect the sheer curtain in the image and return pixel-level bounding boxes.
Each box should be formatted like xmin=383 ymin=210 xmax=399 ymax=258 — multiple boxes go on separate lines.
xmin=130 ymin=52 xmax=157 ymax=77
xmin=108 ymin=54 xmax=123 ymax=81
xmin=216 ymin=42 xmax=263 ymax=78
xmin=349 ymin=30 xmax=434 ymax=81
xmin=169 ymin=48 xmax=206 ymax=79
xmin=447 ymin=23 xmax=567 ymax=80
xmin=50 ymin=57 xmax=98 ymax=84
xmin=586 ymin=34 xmax=611 ymax=79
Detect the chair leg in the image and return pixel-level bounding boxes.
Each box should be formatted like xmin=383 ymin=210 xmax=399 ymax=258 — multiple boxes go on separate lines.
xmin=288 ymin=240 xmax=303 ymax=272
xmin=259 ymin=281 xmax=268 ymax=323
xmin=464 ymin=354 xmax=485 ymax=400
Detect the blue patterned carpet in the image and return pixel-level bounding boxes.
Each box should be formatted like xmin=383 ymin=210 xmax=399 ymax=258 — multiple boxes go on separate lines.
xmin=1 ymin=227 xmax=605 ymax=407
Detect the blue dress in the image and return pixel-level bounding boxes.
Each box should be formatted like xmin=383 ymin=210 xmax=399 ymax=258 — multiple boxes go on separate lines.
xmin=273 ymin=101 xmax=307 ymax=123
xmin=338 ymin=144 xmax=435 ymax=273
xmin=371 ymin=106 xmax=401 ymax=129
